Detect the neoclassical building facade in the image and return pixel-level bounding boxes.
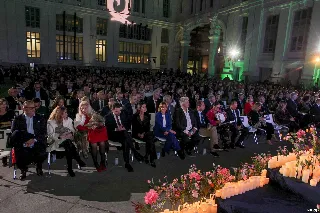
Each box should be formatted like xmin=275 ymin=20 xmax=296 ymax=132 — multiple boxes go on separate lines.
xmin=1 ymin=0 xmax=320 ymax=85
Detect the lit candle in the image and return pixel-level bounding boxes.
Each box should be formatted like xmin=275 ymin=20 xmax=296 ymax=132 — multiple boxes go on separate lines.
xmin=261 ymin=169 xmax=267 ymax=177
xmin=215 ymin=190 xmax=221 ymax=198
xmin=283 ymin=168 xmax=290 ymax=177
xmin=310 ymin=179 xmax=317 ymax=187
xmin=302 ymin=169 xmax=310 ymax=183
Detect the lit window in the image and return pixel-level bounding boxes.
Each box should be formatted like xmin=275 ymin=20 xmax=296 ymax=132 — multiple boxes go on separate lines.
xmin=26 ymin=32 xmax=40 ymax=58
xmin=118 ymin=42 xmax=151 ymax=64
xmin=56 ymin=35 xmax=83 ymax=60
xmin=96 ymin=40 xmax=107 ymax=62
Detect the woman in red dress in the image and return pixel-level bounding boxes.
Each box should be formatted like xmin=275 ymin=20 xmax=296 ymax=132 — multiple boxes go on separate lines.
xmin=244 ymin=95 xmax=254 ymax=115
xmin=74 ymin=101 xmax=108 ymax=172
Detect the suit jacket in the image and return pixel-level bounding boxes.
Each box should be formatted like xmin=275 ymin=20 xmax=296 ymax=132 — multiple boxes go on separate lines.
xmin=132 ymin=113 xmax=150 ymax=138
xmin=145 ymin=96 xmax=162 ymax=113
xmin=92 ymin=99 xmax=107 ymax=112
xmin=237 ymin=99 xmax=246 ymax=112
xmin=286 ymin=99 xmax=299 ymax=117
xmin=25 ymin=88 xmax=49 ymax=106
xmin=310 ymin=104 xmax=320 ymax=122
xmin=105 ymin=111 xmax=131 ymax=139
xmin=116 ymin=98 xmax=129 ymax=106
xmin=173 ymin=107 xmax=197 ymax=133
xmin=100 ymin=106 xmax=111 ymax=117
xmin=11 ymin=113 xmax=47 ymax=148
xmin=194 ymin=110 xmax=208 ymax=129
xmin=154 ymin=112 xmax=172 ymax=138
xmin=203 ymin=99 xmax=214 ymax=115
xmin=225 ymin=108 xmax=242 ymax=126
xmin=123 ymin=102 xmax=135 ymax=124
xmin=5 ymin=96 xmax=18 ymax=110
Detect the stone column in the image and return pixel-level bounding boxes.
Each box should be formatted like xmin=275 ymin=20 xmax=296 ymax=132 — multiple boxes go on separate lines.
xmin=180 ymin=39 xmax=190 ymax=73
xmin=151 ymin=26 xmax=161 ymax=69
xmin=208 ymin=24 xmax=220 ymax=77
xmin=271 ymin=3 xmax=294 ymax=82
xmin=83 ymin=14 xmax=96 ymax=66
xmin=302 ymin=1 xmax=320 ymax=85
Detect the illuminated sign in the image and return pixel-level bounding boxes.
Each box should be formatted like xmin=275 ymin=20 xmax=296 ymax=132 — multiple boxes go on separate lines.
xmin=107 ymin=0 xmax=130 ymax=24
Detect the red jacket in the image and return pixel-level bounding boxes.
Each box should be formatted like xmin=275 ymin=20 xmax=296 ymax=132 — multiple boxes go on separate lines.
xmin=76 ymin=115 xmax=108 ymax=143
xmin=206 ymin=109 xmax=218 ymax=126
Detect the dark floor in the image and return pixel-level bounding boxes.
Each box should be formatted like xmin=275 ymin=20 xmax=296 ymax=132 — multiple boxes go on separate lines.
xmin=0 ymin=137 xmax=313 ymax=213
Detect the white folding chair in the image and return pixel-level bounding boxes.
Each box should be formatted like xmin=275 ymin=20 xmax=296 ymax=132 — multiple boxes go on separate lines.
xmin=41 ymin=100 xmax=46 ymax=107
xmin=66 ymin=99 xmax=71 ymax=106
xmin=264 ymin=114 xmax=288 ymax=141
xmin=240 ymin=116 xmax=259 ymax=144
xmin=0 ymin=130 xmax=15 ymax=178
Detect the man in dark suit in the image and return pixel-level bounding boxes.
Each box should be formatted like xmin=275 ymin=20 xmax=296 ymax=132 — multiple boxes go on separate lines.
xmin=163 ymin=95 xmax=175 ymax=118
xmin=237 ymin=93 xmax=245 ymax=114
xmin=286 ymin=92 xmax=300 ymax=119
xmin=92 ymin=90 xmax=107 ymax=113
xmin=11 ymin=100 xmax=47 ymax=180
xmin=225 ymin=100 xmax=248 ymax=149
xmin=310 ymin=98 xmax=320 ymax=124
xmin=115 ymin=91 xmax=129 ymax=106
xmin=105 ymin=103 xmax=143 ymax=172
xmin=123 ymin=94 xmax=138 ymax=124
xmin=5 ymin=87 xmax=20 ymax=110
xmin=24 ymin=82 xmax=49 ymax=107
xmin=173 ymin=97 xmax=201 ymax=155
xmin=145 ymin=88 xmax=162 ymax=113
xmin=203 ymin=94 xmax=216 ymax=115
xmin=194 ymin=100 xmax=219 ymax=157
xmin=259 ymin=95 xmax=270 ymax=115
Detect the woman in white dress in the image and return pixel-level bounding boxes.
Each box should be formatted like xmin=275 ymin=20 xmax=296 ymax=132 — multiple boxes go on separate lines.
xmin=47 ymin=106 xmax=86 ymax=177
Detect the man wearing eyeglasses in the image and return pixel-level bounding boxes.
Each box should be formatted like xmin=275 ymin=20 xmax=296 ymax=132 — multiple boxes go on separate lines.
xmin=24 ymin=82 xmax=49 ymax=107
xmin=11 ymin=100 xmax=47 ymax=180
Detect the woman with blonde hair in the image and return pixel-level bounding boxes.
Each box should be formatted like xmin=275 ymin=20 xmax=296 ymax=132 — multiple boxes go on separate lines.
xmin=47 ymin=106 xmax=85 ymax=177
xmin=74 ymin=101 xmax=108 ymax=172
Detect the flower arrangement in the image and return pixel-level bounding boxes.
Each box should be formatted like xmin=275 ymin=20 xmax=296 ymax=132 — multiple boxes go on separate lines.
xmin=132 ymin=153 xmax=270 ymax=213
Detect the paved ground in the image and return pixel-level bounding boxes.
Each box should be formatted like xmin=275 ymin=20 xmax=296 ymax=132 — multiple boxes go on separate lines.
xmin=0 ymin=136 xmax=307 ymax=213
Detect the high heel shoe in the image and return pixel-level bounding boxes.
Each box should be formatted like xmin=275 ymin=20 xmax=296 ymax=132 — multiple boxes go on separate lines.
xmin=67 ymin=169 xmax=75 ymax=177
xmin=150 ymin=161 xmax=156 ymax=168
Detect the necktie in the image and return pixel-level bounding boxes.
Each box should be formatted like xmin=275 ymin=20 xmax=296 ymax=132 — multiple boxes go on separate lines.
xmin=115 ymin=116 xmax=121 ymax=128
xmin=99 ymin=100 xmax=102 ymax=110
xmin=200 ymin=112 xmax=205 ymax=124
xmin=233 ymin=110 xmax=237 ymax=123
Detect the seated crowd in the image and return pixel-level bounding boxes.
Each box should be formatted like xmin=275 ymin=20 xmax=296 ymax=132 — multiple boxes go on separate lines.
xmin=0 ymin=66 xmax=318 ymax=180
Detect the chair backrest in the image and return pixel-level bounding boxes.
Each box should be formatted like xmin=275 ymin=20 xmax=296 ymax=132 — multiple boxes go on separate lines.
xmin=150 ymin=113 xmax=155 ymax=131
xmin=49 ymin=100 xmax=54 ymax=107
xmin=0 ymin=129 xmax=11 ymax=150
xmin=240 ymin=116 xmax=250 ymax=128
xmin=41 ymin=100 xmax=46 ymax=107
xmin=264 ymin=114 xmax=275 ymax=125
xmin=66 ymin=99 xmax=71 ymax=106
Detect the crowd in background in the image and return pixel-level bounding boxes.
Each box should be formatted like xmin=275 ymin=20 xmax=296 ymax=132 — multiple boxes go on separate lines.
xmin=1 ymin=65 xmax=320 ymax=180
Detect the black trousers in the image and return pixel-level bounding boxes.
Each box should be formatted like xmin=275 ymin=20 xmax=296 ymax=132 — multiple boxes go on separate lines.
xmin=139 ymin=132 xmax=156 ymax=162
xmin=15 ymin=142 xmax=47 ymax=171
xmin=230 ymin=125 xmax=249 ymax=145
xmin=59 ymin=139 xmax=83 ymax=170
xmin=176 ymin=131 xmax=201 ymax=152
xmin=260 ymin=123 xmax=274 ymax=140
xmin=109 ymin=131 xmax=141 ymax=164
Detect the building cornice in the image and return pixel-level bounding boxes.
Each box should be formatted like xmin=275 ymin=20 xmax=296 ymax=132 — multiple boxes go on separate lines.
xmin=20 ymin=0 xmax=175 ymax=28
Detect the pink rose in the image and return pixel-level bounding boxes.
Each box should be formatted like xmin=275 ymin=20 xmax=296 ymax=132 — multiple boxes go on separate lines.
xmin=144 ymin=189 xmax=159 ymax=205
xmin=192 ymin=190 xmax=199 ymax=198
